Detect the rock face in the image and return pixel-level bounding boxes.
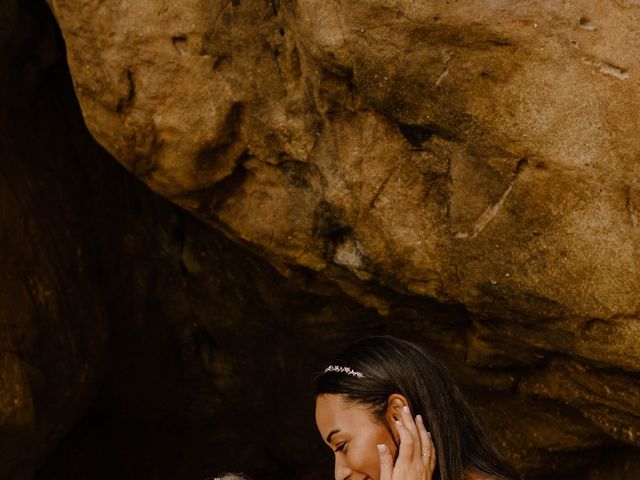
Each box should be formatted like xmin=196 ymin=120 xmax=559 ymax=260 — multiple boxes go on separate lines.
xmin=48 ymin=0 xmax=640 ymax=320
xmin=1 ymin=5 xmax=390 ymax=480
xmin=0 ymin=2 xmax=109 ymax=477
xmin=47 ymin=0 xmax=640 ymax=454
xmin=3 ymin=0 xmax=639 ymax=478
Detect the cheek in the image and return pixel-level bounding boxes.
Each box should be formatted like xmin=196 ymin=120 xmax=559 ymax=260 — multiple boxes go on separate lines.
xmin=343 ymin=442 xmax=378 ymax=476
xmin=367 ymin=423 xmax=396 ymax=452
xmin=349 ymin=426 xmax=396 ymax=474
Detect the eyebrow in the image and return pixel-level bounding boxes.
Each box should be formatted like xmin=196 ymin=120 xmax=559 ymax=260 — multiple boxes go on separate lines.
xmin=326 ymin=429 xmax=341 ymax=444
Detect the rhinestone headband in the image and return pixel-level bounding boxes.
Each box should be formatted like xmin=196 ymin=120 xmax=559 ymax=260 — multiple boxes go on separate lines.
xmin=324 ymin=365 xmax=365 ymax=378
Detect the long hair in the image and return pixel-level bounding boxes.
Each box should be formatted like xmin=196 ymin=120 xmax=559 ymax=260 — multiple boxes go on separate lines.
xmin=315 ymin=336 xmax=517 ymax=480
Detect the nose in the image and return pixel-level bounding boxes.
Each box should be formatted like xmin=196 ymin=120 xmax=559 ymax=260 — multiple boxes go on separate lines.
xmin=334 ymin=455 xmax=352 ymax=480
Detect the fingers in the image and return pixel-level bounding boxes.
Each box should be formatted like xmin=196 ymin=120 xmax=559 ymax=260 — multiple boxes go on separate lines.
xmin=428 ymin=431 xmax=436 ymax=472
xmin=416 ymin=414 xmax=429 ymax=460
xmin=395 ymin=405 xmax=438 ymax=479
xmin=401 ymin=405 xmax=419 ymax=439
xmin=416 ymin=415 xmax=436 ymax=472
xmin=394 ymin=419 xmax=416 ymax=464
xmin=400 ymin=405 xmax=421 ymax=459
xmin=377 ymin=444 xmax=394 ymax=480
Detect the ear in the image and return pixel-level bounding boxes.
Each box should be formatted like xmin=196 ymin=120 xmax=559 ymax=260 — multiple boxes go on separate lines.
xmin=384 ymin=393 xmax=410 ymax=442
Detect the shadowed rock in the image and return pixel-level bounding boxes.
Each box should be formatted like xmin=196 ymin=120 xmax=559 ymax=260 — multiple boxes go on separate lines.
xmin=3 ymin=0 xmax=639 ymax=478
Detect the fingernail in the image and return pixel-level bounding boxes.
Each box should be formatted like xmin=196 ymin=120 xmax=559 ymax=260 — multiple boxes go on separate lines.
xmin=402 ymin=405 xmax=410 ymax=414
xmin=427 ymin=431 xmax=432 ymax=438
xmin=395 ymin=420 xmax=403 ymax=427
xmin=377 ymin=444 xmax=386 ymax=453
xmin=416 ymin=414 xmax=422 ymax=423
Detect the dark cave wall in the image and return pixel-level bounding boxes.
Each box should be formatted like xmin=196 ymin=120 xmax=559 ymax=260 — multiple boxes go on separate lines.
xmin=1 ymin=2 xmax=640 ymax=480
xmin=0 ymin=1 xmax=109 ymax=477
xmin=0 ymin=4 xmax=384 ymax=478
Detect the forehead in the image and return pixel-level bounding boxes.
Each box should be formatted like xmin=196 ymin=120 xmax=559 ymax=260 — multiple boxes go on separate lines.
xmin=315 ymin=394 xmax=376 ymax=439
xmin=315 ymin=394 xmax=348 ymax=422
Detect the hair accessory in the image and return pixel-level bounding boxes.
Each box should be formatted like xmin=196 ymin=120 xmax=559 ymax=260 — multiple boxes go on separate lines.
xmin=324 ymin=365 xmax=365 ymax=378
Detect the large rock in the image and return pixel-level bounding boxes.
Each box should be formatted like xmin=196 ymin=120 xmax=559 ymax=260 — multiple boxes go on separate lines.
xmin=47 ymin=0 xmax=640 ymax=443
xmin=46 ymin=0 xmax=640 ymax=329
xmin=47 ymin=0 xmax=640 ymax=317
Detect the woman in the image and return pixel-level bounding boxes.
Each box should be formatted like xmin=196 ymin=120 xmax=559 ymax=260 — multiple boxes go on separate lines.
xmin=315 ymin=336 xmax=516 ymax=480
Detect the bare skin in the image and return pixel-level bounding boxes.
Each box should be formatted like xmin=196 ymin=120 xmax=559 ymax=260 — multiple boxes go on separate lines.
xmin=378 ymin=405 xmax=436 ymax=480
xmin=315 ymin=394 xmax=436 ymax=480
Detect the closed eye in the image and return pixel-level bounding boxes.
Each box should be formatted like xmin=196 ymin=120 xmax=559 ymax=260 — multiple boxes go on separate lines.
xmin=334 ymin=442 xmax=347 ymax=453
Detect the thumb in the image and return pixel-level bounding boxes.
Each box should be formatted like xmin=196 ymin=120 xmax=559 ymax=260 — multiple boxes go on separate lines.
xmin=377 ymin=444 xmax=394 ymax=480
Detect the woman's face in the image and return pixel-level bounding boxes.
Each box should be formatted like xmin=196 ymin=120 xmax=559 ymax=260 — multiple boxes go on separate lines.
xmin=315 ymin=394 xmax=397 ymax=480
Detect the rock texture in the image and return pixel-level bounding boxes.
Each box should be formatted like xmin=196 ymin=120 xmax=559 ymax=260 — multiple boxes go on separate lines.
xmin=1 ymin=5 xmax=387 ymax=479
xmin=0 ymin=2 xmax=113 ymax=477
xmin=2 ymin=0 xmax=639 ymax=478
xmin=48 ymin=0 xmax=640 ymax=319
xmin=47 ymin=0 xmax=640 ymax=454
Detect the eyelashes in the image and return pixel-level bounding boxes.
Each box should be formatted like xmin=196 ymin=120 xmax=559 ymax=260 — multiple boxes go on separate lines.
xmin=334 ymin=442 xmax=347 ymax=454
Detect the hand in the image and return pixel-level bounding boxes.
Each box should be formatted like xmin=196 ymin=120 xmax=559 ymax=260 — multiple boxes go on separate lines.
xmin=377 ymin=405 xmax=436 ymax=480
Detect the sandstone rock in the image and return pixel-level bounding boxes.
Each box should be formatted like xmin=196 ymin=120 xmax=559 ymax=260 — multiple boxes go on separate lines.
xmin=51 ymin=0 xmax=640 ymax=319
xmin=48 ymin=0 xmax=640 ymax=349
xmin=476 ymin=394 xmax=610 ymax=477
xmin=520 ymin=359 xmax=640 ymax=446
xmin=5 ymin=0 xmax=636 ymax=478
xmin=47 ymin=0 xmax=640 ymax=439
